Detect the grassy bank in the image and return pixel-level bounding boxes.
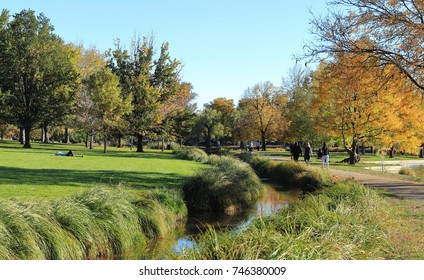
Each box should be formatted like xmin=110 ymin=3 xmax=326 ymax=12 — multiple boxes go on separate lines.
xmin=175 ymin=180 xmax=393 ymax=260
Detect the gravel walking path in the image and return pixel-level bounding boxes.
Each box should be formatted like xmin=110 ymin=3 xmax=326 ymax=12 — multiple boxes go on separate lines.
xmin=329 ymin=169 xmax=424 ymax=200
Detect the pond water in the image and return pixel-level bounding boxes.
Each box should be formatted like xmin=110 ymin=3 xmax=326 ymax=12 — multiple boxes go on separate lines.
xmin=139 ymin=185 xmax=300 ymax=259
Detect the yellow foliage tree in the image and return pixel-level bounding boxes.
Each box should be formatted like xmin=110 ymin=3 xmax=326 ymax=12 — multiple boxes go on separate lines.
xmin=313 ymin=53 xmax=424 ymax=163
xmin=238 ymin=81 xmax=289 ymax=151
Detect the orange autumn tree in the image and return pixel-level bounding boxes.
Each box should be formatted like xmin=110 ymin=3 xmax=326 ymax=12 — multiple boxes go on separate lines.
xmin=313 ymin=53 xmax=424 ymax=164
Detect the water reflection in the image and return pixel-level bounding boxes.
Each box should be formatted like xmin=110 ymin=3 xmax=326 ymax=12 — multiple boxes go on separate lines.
xmin=133 ymin=185 xmax=300 ymax=259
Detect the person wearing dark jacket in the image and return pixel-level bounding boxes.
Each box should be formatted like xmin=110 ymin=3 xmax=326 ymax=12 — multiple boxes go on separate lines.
xmin=292 ymin=142 xmax=302 ymax=162
xmin=304 ymin=142 xmax=312 ymax=165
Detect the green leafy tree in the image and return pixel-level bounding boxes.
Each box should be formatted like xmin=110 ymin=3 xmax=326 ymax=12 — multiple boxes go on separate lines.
xmin=73 ymin=46 xmax=108 ymax=148
xmin=0 ymin=9 xmax=78 ymax=148
xmin=206 ymin=98 xmax=236 ymax=144
xmin=194 ymin=108 xmax=224 ymax=152
xmin=85 ymin=68 xmax=132 ymax=153
xmin=283 ymin=65 xmax=318 ymax=144
xmin=108 ymin=35 xmax=183 ymax=152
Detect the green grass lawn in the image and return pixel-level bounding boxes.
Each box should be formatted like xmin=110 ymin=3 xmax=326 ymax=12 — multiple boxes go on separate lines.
xmin=0 ymin=140 xmax=205 ymax=200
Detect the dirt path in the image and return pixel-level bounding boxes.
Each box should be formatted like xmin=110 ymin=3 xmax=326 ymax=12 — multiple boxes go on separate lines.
xmin=329 ymin=168 xmax=424 ymax=200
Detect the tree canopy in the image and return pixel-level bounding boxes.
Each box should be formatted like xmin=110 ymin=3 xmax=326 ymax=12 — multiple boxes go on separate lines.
xmin=0 ymin=9 xmax=78 ymax=148
xmin=304 ymin=0 xmax=424 ymax=93
xmin=313 ymin=53 xmax=424 ymax=163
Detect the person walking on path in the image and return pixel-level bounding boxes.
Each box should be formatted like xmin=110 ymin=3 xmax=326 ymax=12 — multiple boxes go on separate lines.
xmin=304 ymin=142 xmax=312 ymax=165
xmin=292 ymin=142 xmax=302 ymax=162
xmin=321 ymin=142 xmax=329 ymax=168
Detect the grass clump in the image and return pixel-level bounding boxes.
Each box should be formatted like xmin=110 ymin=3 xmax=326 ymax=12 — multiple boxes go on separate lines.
xmin=238 ymin=153 xmax=331 ymax=192
xmin=248 ymin=156 xmax=277 ymax=178
xmin=0 ymin=187 xmax=185 ymax=260
xmin=271 ymin=161 xmax=332 ymax=192
xmin=183 ymin=156 xmax=265 ymax=214
xmin=177 ymin=180 xmax=391 ymax=260
xmin=174 ymin=146 xmax=209 ymax=163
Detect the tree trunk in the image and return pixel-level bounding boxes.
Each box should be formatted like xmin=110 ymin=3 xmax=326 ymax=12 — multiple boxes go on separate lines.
xmin=161 ymin=137 xmax=165 ymax=152
xmin=117 ymin=136 xmax=122 ymax=148
xmin=64 ymin=127 xmax=70 ymax=144
xmin=43 ymin=123 xmax=49 ymax=143
xmin=85 ymin=133 xmax=88 ymax=148
xmin=89 ymin=132 xmax=93 ymax=150
xmin=23 ymin=126 xmax=32 ymax=148
xmin=136 ymin=134 xmax=144 ymax=152
xmin=389 ymin=146 xmax=395 ymax=158
xmin=103 ymin=132 xmax=107 ymax=154
xmin=261 ymin=131 xmax=267 ymax=151
xmin=19 ymin=127 xmax=24 ymax=144
xmin=206 ymin=127 xmax=212 ymax=153
xmin=346 ymin=139 xmax=358 ymax=165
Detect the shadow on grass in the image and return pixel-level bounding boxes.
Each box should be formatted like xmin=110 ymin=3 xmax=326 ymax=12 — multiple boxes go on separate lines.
xmin=103 ymin=150 xmax=178 ymax=160
xmin=0 ymin=166 xmax=187 ymax=190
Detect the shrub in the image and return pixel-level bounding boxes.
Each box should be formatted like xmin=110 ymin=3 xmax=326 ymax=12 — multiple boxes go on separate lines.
xmin=170 ymin=142 xmax=183 ymax=153
xmin=413 ymin=165 xmax=424 ymax=178
xmin=399 ymin=167 xmax=416 ymax=177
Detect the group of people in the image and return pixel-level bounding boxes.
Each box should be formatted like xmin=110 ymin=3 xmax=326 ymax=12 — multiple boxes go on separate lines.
xmin=240 ymin=141 xmax=262 ymax=152
xmin=290 ymin=142 xmax=330 ymax=168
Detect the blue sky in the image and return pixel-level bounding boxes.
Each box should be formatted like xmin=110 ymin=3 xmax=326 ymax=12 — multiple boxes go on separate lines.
xmin=1 ymin=0 xmax=329 ymax=108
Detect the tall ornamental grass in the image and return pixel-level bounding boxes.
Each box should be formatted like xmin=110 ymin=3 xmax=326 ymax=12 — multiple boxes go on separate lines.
xmin=183 ymin=156 xmax=265 ymax=214
xmin=176 ymin=180 xmax=391 ymax=260
xmin=0 ymin=187 xmax=185 ymax=260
